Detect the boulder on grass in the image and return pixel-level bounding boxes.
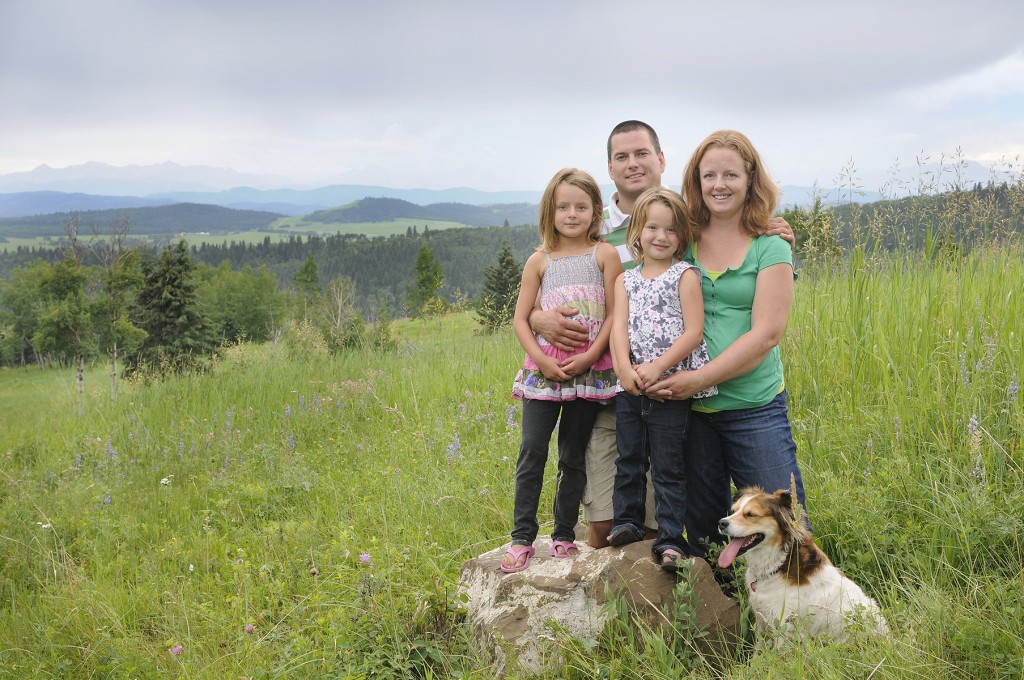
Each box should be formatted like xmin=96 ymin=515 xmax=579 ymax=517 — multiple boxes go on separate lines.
xmin=459 ymin=530 xmax=741 ymax=675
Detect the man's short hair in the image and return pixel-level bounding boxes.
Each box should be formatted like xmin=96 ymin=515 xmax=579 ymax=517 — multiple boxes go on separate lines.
xmin=607 ymin=120 xmax=662 ymax=160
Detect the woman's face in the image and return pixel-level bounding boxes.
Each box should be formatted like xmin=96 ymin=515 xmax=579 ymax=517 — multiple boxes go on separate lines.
xmin=698 ymin=146 xmax=749 ymax=220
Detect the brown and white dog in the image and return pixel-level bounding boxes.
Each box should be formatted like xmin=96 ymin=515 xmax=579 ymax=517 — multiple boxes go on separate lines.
xmin=717 ymin=487 xmax=889 ymax=640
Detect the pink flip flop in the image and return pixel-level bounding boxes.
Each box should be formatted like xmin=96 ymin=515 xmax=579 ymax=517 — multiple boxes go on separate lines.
xmin=549 ymin=540 xmax=579 ymax=558
xmin=500 ymin=544 xmax=536 ymax=573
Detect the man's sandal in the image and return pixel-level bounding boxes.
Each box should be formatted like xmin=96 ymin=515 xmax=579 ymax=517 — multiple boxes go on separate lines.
xmin=549 ymin=540 xmax=579 ymax=558
xmin=499 ymin=544 xmax=536 ymax=573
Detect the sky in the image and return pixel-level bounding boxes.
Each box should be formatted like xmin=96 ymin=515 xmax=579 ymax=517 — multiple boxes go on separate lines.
xmin=2 ymin=1 xmax=1024 ymax=196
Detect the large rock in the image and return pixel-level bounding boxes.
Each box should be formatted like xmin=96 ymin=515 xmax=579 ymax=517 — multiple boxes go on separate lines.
xmin=459 ymin=530 xmax=741 ymax=675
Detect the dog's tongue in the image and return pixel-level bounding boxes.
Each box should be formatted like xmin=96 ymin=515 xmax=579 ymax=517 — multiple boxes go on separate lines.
xmin=718 ymin=538 xmax=745 ymax=568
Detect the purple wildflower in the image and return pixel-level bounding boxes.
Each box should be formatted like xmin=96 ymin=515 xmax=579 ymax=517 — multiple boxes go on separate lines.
xmin=1009 ymin=374 xmax=1019 ymax=404
xmin=285 ymin=405 xmax=291 ymax=419
xmin=103 ymin=491 xmax=111 ymax=507
xmin=359 ymin=552 xmax=371 ymax=564
xmin=170 ymin=644 xmax=183 ymax=656
xmin=506 ymin=404 xmax=517 ymax=428
xmin=245 ymin=624 xmax=255 ymax=634
xmin=446 ymin=434 xmax=461 ymax=462
xmin=967 ymin=415 xmax=979 ymax=436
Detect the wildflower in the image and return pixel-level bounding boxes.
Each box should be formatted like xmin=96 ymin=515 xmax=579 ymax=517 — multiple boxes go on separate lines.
xmin=967 ymin=415 xmax=979 ymax=436
xmin=1009 ymin=374 xmax=1019 ymax=404
xmin=286 ymin=435 xmax=296 ymax=451
xmin=189 ymin=564 xmax=194 ymax=573
xmin=506 ymin=404 xmax=517 ymax=428
xmin=502 ymin=456 xmax=509 ymax=462
xmin=245 ymin=624 xmax=255 ymax=634
xmin=178 ymin=440 xmax=185 ymax=458
xmin=160 ymin=475 xmax=174 ymax=486
xmin=103 ymin=491 xmax=111 ymax=507
xmin=300 ymin=395 xmax=306 ymax=411
xmin=359 ymin=552 xmax=371 ymax=564
xmin=446 ymin=434 xmax=461 ymax=462
xmin=75 ymin=453 xmax=82 ymax=468
xmin=458 ymin=403 xmax=467 ymax=417
xmin=170 ymin=644 xmax=183 ymax=656
xmin=285 ymin=405 xmax=291 ymax=419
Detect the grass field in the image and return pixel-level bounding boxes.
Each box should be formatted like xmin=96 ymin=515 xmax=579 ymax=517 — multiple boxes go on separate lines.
xmin=0 ymin=218 xmax=474 ymax=251
xmin=1 ymin=249 xmax=1022 ymax=678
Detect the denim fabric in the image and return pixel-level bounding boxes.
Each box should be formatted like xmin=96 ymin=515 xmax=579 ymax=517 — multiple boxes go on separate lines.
xmin=512 ymin=397 xmax=602 ymax=544
xmin=613 ymin=392 xmax=690 ymax=556
xmin=684 ymin=391 xmax=809 ymax=557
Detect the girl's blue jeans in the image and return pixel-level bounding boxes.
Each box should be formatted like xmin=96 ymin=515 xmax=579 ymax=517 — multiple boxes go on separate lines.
xmin=612 ymin=391 xmax=690 ymax=557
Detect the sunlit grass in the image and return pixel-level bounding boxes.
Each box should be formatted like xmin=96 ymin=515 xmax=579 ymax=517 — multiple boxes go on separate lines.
xmin=1 ymin=247 xmax=1022 ymax=677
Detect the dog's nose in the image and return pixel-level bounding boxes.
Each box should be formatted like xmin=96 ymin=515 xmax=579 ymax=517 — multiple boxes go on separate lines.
xmin=718 ymin=518 xmax=729 ymax=533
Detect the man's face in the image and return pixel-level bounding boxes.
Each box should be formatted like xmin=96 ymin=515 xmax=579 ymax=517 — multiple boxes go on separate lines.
xmin=608 ymin=129 xmax=665 ymax=200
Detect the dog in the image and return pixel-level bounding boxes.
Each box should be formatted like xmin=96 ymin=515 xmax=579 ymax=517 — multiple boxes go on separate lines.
xmin=717 ymin=486 xmax=889 ymax=640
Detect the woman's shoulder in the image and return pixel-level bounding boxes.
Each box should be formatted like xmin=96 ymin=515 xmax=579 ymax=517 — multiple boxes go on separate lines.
xmin=752 ymin=233 xmax=793 ymax=265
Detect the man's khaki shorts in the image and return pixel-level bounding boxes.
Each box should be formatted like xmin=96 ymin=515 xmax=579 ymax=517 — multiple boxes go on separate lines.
xmin=582 ymin=404 xmax=657 ymax=528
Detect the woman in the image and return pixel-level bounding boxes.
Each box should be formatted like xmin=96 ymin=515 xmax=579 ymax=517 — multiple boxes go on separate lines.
xmin=646 ymin=130 xmax=809 ymax=558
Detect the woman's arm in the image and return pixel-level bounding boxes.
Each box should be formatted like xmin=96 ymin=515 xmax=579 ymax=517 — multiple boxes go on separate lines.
xmin=647 ymin=263 xmax=793 ymax=399
xmin=633 ymin=267 xmax=705 ymax=387
xmin=513 ymin=252 xmax=570 ymax=382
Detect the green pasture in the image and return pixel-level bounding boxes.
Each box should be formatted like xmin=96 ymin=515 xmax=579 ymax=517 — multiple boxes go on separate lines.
xmin=1 ymin=248 xmax=1022 ymax=678
xmin=269 ymin=216 xmax=471 ymax=238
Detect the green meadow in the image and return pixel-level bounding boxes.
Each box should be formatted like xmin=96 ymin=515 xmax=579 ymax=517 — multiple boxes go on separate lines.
xmin=1 ymin=250 xmax=1022 ymax=678
xmin=268 ymin=216 xmax=469 ymax=238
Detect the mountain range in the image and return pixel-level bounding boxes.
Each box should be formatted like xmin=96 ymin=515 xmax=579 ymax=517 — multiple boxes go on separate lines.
xmin=1 ymin=158 xmax=1001 ymax=220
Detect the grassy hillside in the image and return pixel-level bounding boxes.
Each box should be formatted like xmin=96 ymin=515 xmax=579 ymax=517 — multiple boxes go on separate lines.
xmin=1 ymin=250 xmax=1022 ymax=677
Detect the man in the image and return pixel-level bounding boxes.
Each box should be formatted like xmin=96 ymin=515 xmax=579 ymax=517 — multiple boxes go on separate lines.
xmin=530 ymin=120 xmax=666 ymax=548
xmin=530 ymin=120 xmax=793 ymax=549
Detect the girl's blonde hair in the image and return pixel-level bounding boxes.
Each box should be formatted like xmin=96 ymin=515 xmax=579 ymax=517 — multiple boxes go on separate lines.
xmin=537 ymin=168 xmax=604 ymax=251
xmin=626 ymin=187 xmax=692 ymax=266
xmin=681 ymin=130 xmax=779 ymax=237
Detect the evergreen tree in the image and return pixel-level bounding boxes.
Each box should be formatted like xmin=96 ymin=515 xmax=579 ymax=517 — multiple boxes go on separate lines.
xmin=405 ymin=242 xmax=444 ymax=317
xmin=292 ymin=253 xmax=321 ymax=319
xmin=127 ymin=240 xmax=215 ymax=375
xmin=476 ymin=241 xmax=520 ymax=332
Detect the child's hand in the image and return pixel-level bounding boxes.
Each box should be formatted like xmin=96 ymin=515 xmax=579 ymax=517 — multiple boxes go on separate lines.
xmin=560 ymin=352 xmax=595 ymax=377
xmin=620 ymin=368 xmax=644 ymax=396
xmin=537 ymin=356 xmax=570 ymax=382
xmin=634 ymin=362 xmax=665 ymax=388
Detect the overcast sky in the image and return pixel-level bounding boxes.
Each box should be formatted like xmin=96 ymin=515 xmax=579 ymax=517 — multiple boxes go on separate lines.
xmin=2 ymin=1 xmax=1023 ymax=195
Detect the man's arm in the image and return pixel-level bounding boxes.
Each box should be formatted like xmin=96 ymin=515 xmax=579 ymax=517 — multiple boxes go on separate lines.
xmin=760 ymin=216 xmax=795 ymax=246
xmin=528 ymin=306 xmax=588 ymax=352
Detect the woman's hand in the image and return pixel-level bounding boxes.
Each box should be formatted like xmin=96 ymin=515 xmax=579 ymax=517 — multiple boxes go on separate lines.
xmin=646 ymin=368 xmax=703 ymax=401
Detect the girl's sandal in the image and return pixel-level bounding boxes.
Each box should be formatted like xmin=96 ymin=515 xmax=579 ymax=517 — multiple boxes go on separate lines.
xmin=499 ymin=544 xmax=536 ymax=573
xmin=549 ymin=540 xmax=579 ymax=558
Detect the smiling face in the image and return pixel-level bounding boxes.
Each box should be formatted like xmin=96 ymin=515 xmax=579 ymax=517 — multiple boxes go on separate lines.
xmin=552 ymin=182 xmax=596 ymax=244
xmin=608 ymin=128 xmax=665 ymax=206
xmin=698 ymin=146 xmax=749 ymax=221
xmin=638 ymin=202 xmax=682 ymax=264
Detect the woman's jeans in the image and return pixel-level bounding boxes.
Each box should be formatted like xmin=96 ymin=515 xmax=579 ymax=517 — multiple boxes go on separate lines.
xmin=512 ymin=397 xmax=602 ymax=545
xmin=684 ymin=390 xmax=809 ymax=557
xmin=613 ymin=392 xmax=690 ymax=556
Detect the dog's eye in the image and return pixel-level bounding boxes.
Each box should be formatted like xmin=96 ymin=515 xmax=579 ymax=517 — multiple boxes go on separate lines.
xmin=744 ymin=511 xmax=756 ymax=518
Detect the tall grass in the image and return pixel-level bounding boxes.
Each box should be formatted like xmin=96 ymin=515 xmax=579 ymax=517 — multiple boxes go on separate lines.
xmin=1 ymin=249 xmax=1022 ymax=677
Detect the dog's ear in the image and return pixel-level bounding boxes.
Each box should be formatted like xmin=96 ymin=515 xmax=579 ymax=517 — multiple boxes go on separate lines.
xmin=773 ymin=489 xmax=792 ymax=508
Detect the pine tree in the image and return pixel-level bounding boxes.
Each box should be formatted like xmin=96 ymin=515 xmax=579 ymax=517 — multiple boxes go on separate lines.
xmin=127 ymin=241 xmax=215 ymax=375
xmin=476 ymin=241 xmax=520 ymax=332
xmin=292 ymin=253 xmax=321 ymax=319
xmin=405 ymin=242 xmax=444 ymax=318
